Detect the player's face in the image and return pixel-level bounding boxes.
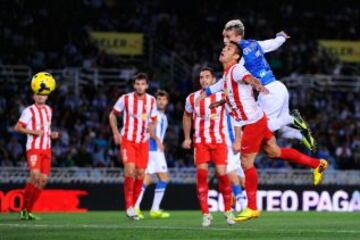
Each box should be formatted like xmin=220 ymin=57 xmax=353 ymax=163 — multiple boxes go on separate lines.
xmin=199 ymin=70 xmax=216 ymax=89
xmin=33 ymin=94 xmax=48 ymax=105
xmin=156 ymin=96 xmax=168 ymax=111
xmin=223 ymin=29 xmax=242 ymax=44
xmin=133 ymin=79 xmax=149 ymax=95
xmin=219 ymin=43 xmax=239 ymax=64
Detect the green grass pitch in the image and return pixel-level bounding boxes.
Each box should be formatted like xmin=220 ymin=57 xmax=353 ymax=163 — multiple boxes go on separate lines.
xmin=1 ymin=211 xmax=360 ymax=240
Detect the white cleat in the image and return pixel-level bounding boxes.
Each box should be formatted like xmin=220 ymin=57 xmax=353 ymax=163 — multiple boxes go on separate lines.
xmin=202 ymin=213 xmax=213 ymax=227
xmin=126 ymin=207 xmax=140 ymax=221
xmin=224 ymin=210 xmax=236 ymax=225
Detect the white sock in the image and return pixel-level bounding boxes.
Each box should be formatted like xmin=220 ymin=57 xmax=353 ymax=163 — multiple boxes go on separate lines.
xmin=280 ymin=126 xmax=303 ymax=140
xmin=151 ymin=181 xmax=168 ymax=211
xmin=135 ymin=185 xmax=147 ymax=209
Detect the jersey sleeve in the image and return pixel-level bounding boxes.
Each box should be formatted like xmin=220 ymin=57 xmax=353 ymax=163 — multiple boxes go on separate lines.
xmin=150 ymin=98 xmax=158 ymax=122
xmin=112 ymin=96 xmax=125 ymax=115
xmin=184 ymin=95 xmax=194 ymax=114
xmin=257 ymin=35 xmax=286 ymax=53
xmin=18 ymin=108 xmax=32 ymax=127
xmin=206 ymin=78 xmax=224 ymax=96
xmin=232 ymin=64 xmax=251 ymax=82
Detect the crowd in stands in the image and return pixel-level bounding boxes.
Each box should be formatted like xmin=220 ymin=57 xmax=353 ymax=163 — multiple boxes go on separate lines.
xmin=0 ymin=0 xmax=359 ymax=169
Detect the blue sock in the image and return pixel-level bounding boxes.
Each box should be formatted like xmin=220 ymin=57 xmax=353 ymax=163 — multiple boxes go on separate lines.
xmin=232 ymin=184 xmax=242 ymax=197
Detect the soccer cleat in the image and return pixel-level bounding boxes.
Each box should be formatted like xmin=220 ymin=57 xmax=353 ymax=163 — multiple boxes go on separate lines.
xmin=291 ymin=109 xmax=308 ymax=131
xmin=135 ymin=208 xmax=145 ymax=219
xmin=202 ymin=213 xmax=213 ymax=227
xmin=291 ymin=109 xmax=316 ymax=151
xmin=224 ymin=210 xmax=236 ymax=225
xmin=313 ymin=159 xmax=328 ymax=186
xmin=28 ymin=212 xmax=41 ymax=220
xmin=234 ymin=208 xmax=260 ymax=222
xmin=19 ymin=209 xmax=29 ymax=220
xmin=126 ymin=207 xmax=140 ymax=221
xmin=149 ymin=210 xmax=170 ymax=219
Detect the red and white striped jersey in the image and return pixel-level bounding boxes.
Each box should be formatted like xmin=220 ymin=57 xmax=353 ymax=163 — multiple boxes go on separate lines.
xmin=17 ymin=104 xmax=53 ymax=150
xmin=113 ymin=92 xmax=157 ymax=143
xmin=185 ymin=90 xmax=226 ymax=144
xmin=223 ymin=63 xmax=264 ymax=125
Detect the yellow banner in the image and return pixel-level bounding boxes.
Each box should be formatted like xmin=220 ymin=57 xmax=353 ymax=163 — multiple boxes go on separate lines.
xmin=319 ymin=40 xmax=360 ymax=62
xmin=90 ymin=32 xmax=143 ymax=55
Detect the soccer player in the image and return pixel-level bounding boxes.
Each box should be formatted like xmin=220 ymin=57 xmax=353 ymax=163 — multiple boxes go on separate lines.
xmin=202 ymin=42 xmax=328 ymax=222
xmin=15 ymin=93 xmax=59 ymax=220
xmin=183 ymin=67 xmax=235 ymax=227
xmin=221 ymin=19 xmax=316 ymax=151
xmin=109 ymin=73 xmax=157 ymax=220
xmin=135 ymin=90 xmax=170 ymax=219
xmin=223 ymin=111 xmax=247 ymax=211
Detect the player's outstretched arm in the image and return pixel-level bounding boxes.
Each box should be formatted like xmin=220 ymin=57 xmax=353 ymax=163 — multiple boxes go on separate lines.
xmin=109 ymin=111 xmax=121 ymax=145
xmin=209 ymin=99 xmax=226 ymax=109
xmin=14 ymin=122 xmax=43 ymax=136
xmin=257 ymin=31 xmax=290 ymax=53
xmin=182 ymin=112 xmax=192 ymax=149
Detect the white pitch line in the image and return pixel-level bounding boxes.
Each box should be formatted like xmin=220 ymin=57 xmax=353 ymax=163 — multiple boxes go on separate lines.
xmin=0 ymin=223 xmax=359 ymax=234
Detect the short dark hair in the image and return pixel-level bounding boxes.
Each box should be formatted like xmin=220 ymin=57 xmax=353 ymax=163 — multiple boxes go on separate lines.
xmin=229 ymin=41 xmax=243 ymax=62
xmin=156 ymin=90 xmax=169 ymax=99
xmin=133 ymin=72 xmax=149 ymax=84
xmin=200 ymin=66 xmax=216 ymax=77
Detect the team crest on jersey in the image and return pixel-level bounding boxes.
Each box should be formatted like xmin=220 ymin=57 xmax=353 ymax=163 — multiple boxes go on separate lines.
xmin=210 ymin=113 xmax=217 ymax=120
xmin=141 ymin=113 xmax=148 ymax=120
xmin=224 ymin=89 xmax=229 ymax=96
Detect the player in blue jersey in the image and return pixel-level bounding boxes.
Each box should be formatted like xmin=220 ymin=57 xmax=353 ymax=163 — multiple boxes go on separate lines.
xmin=135 ymin=90 xmax=170 ymax=219
xmin=220 ymin=19 xmax=316 ymax=151
xmin=223 ymin=111 xmax=247 ymax=211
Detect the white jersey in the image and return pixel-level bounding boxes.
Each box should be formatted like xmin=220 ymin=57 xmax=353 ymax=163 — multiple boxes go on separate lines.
xmin=113 ymin=92 xmax=157 ymax=143
xmin=17 ymin=104 xmax=52 ymax=150
xmin=149 ymin=110 xmax=168 ymax=151
xmin=223 ymin=111 xmax=236 ymax=148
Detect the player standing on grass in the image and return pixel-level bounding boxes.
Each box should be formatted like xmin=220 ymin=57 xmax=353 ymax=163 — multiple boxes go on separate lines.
xmin=223 ymin=111 xmax=247 ymax=211
xmin=182 ymin=67 xmax=235 ymax=227
xmin=213 ymin=19 xmax=316 ymax=151
xmin=135 ymin=90 xmax=170 ymax=219
xmin=201 ymin=42 xmax=328 ymax=222
xmin=15 ymin=74 xmax=59 ymax=220
xmin=109 ymin=73 xmax=157 ymax=220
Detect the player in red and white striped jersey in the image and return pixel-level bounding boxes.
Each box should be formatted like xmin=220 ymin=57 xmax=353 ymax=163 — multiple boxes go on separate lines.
xmin=109 ymin=73 xmax=157 ymax=220
xmin=182 ymin=67 xmax=235 ymax=227
xmin=14 ymin=93 xmax=59 ymax=220
xmin=203 ymin=42 xmax=328 ymax=221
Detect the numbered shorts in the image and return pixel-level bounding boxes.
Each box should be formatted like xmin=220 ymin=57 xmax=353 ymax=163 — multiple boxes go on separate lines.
xmin=26 ymin=149 xmax=52 ymax=175
xmin=241 ymin=115 xmax=273 ymax=154
xmin=146 ymin=150 xmax=168 ymax=174
xmin=194 ymin=143 xmax=227 ymax=165
xmin=226 ymin=147 xmax=244 ymax=178
xmin=121 ymin=138 xmax=149 ymax=169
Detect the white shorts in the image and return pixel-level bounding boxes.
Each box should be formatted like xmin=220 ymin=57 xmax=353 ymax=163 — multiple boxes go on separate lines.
xmin=146 ymin=150 xmax=168 ymax=174
xmin=226 ymin=147 xmax=244 ymax=178
xmin=258 ymin=80 xmax=292 ymax=132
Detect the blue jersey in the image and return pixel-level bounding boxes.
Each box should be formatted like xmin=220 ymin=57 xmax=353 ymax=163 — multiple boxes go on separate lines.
xmin=149 ymin=111 xmax=168 ymax=151
xmin=239 ymin=39 xmax=276 ymax=85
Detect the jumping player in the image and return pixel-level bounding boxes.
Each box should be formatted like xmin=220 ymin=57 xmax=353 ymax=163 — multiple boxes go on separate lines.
xmin=202 ymin=42 xmax=328 ymax=222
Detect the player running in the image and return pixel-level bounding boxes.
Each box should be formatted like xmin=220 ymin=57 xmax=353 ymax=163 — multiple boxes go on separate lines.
xmin=15 ymin=74 xmax=59 ymax=220
xmin=202 ymin=42 xmax=328 ymax=222
xmin=183 ymin=67 xmax=235 ymax=227
xmin=109 ymin=73 xmax=158 ymax=220
xmin=135 ymin=90 xmax=171 ymax=219
xmin=219 ymin=19 xmax=315 ymax=151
